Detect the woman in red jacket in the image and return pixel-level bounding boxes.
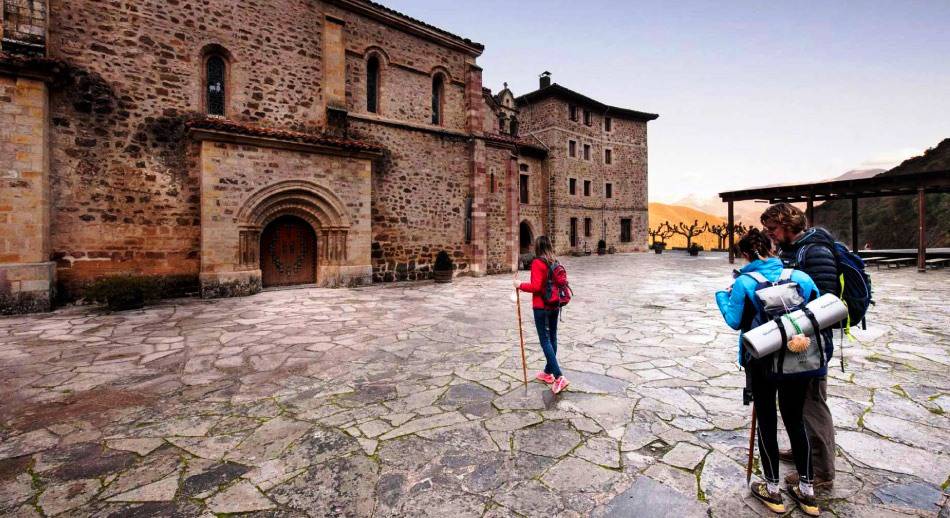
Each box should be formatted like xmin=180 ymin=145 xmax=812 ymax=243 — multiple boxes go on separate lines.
xmin=515 ymin=236 xmax=569 ymax=394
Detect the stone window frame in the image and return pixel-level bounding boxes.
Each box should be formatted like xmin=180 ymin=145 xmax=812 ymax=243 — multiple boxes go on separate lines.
xmin=620 ymin=218 xmax=632 ymax=243
xmin=430 ymin=69 xmax=448 ymax=126
xmin=568 ymin=139 xmax=577 ymax=158
xmin=604 ymin=116 xmax=612 ymax=132
xmin=569 ymin=104 xmax=578 ymax=122
xmin=583 ymin=143 xmax=591 ymax=161
xmin=520 ymin=173 xmax=529 ymax=204
xmin=583 ymin=109 xmax=592 ymax=126
xmin=584 ymin=217 xmax=592 ymax=237
xmin=200 ymin=44 xmax=233 ymax=117
xmin=365 ymin=48 xmax=388 ymax=115
xmin=583 ymin=179 xmax=591 ymax=197
xmin=606 ymin=182 xmax=613 ymax=199
xmin=604 ymin=147 xmax=613 ymax=165
xmin=570 ymin=217 xmax=579 ymax=247
xmin=569 ymin=178 xmax=577 ymax=196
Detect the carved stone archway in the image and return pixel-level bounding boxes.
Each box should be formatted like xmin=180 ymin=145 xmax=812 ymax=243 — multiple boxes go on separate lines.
xmin=236 ymin=180 xmax=352 ymax=285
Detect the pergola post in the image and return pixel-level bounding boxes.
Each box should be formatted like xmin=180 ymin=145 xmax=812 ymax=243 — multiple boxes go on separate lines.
xmin=806 ymin=197 xmax=814 ymax=227
xmin=727 ymin=201 xmax=735 ymax=264
xmin=918 ymin=187 xmax=926 ymax=272
xmin=850 ymin=197 xmax=859 ymax=252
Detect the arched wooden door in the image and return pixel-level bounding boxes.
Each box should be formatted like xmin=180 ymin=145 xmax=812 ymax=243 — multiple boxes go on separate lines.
xmin=260 ymin=215 xmax=317 ymax=287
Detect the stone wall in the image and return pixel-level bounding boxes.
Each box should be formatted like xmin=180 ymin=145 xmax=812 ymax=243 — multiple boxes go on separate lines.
xmin=484 ymin=146 xmax=514 ymax=274
xmin=0 ymin=73 xmax=54 ymax=313
xmin=197 ymin=138 xmax=373 ymax=296
xmin=351 ymin=119 xmax=475 ymax=281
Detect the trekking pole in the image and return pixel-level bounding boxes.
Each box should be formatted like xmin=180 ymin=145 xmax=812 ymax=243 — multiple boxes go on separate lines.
xmin=746 ymin=406 xmax=757 ymax=485
xmin=515 ymin=288 xmax=528 ymax=386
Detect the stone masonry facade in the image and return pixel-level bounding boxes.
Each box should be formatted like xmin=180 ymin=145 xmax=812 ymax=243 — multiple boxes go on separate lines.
xmin=0 ymin=0 xmax=656 ymax=313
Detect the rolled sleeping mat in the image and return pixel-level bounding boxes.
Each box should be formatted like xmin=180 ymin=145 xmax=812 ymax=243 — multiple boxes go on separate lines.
xmin=742 ymin=294 xmax=849 ymax=359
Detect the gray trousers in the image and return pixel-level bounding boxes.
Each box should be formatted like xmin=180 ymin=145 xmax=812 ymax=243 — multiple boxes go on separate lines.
xmin=804 ymin=376 xmax=836 ymax=480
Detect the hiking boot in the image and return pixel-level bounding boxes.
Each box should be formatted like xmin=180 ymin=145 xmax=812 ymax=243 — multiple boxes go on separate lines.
xmin=551 ymin=377 xmax=569 ymax=394
xmin=749 ymin=481 xmax=785 ymax=514
xmin=785 ymin=472 xmax=834 ymax=491
xmin=536 ymin=372 xmax=555 ymax=384
xmin=778 ymin=448 xmax=794 ymax=462
xmin=787 ymin=484 xmax=821 ymax=516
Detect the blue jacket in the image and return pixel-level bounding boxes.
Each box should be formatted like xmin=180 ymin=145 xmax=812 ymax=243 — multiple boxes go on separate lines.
xmin=715 ymin=257 xmax=819 ymax=364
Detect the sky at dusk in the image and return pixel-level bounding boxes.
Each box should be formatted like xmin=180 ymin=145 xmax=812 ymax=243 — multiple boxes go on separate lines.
xmin=382 ymin=0 xmax=950 ymax=203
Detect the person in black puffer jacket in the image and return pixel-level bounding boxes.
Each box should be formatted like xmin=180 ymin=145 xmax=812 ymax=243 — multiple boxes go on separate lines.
xmin=760 ymin=203 xmax=837 ymax=491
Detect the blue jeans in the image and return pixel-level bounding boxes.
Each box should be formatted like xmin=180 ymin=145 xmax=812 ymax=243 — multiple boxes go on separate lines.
xmin=533 ymin=308 xmax=561 ymax=378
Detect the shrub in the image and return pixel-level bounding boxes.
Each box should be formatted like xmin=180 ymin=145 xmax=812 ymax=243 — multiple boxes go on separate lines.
xmin=651 ymin=242 xmax=667 ymax=250
xmin=434 ymin=250 xmax=454 ymax=271
xmin=85 ymin=274 xmax=197 ymax=311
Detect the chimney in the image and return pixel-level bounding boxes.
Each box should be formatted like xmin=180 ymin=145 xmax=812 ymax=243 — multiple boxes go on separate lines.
xmin=539 ymin=71 xmax=552 ymax=89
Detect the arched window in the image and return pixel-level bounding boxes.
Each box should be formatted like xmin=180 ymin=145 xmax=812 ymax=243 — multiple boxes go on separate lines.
xmin=366 ymin=56 xmax=380 ymax=113
xmin=205 ymin=54 xmax=227 ymax=117
xmin=431 ymin=74 xmax=444 ymax=125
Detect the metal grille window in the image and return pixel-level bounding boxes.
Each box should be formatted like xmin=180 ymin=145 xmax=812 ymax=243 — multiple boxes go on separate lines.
xmin=366 ymin=56 xmax=380 ymax=113
xmin=206 ymin=55 xmax=226 ymax=116
xmin=2 ymin=0 xmax=47 ymax=55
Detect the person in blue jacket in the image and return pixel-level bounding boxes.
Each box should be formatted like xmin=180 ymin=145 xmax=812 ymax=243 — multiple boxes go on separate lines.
xmin=715 ymin=229 xmax=822 ymax=517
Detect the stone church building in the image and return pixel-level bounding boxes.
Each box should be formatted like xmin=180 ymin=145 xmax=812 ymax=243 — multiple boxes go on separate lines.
xmin=0 ymin=0 xmax=656 ymax=314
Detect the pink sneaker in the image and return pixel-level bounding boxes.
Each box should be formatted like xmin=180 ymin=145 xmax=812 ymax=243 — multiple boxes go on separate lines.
xmin=536 ymin=372 xmax=555 ymax=384
xmin=551 ymin=377 xmax=570 ymax=394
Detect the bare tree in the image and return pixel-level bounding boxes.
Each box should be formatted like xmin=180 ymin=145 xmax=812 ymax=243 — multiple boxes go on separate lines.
xmin=649 ymin=222 xmax=675 ymax=246
xmin=670 ymin=219 xmax=707 ymax=249
xmin=709 ymin=223 xmax=729 ymax=250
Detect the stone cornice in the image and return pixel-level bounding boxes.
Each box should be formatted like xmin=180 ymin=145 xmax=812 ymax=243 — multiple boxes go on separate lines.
xmin=326 ymin=0 xmax=484 ymax=57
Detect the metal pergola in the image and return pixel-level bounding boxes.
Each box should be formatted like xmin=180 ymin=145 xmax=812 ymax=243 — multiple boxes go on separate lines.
xmin=718 ymin=170 xmax=950 ymax=271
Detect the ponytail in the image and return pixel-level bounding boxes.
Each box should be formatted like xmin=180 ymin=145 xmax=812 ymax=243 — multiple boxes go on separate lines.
xmin=734 ymin=228 xmax=773 ymax=260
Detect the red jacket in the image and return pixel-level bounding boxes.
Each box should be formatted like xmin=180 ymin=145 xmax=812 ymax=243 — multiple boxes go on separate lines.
xmin=519 ymin=258 xmax=549 ymax=309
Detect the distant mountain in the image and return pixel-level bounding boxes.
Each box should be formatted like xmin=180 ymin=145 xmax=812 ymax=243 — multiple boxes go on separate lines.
xmin=814 ymin=140 xmax=949 ymax=249
xmin=830 ymin=169 xmax=885 ymax=181
xmin=670 ymin=195 xmax=768 ymax=227
xmin=648 ymin=203 xmax=726 ymax=249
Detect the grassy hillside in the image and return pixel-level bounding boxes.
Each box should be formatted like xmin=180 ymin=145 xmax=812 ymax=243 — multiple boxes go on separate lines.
xmin=814 ymin=139 xmax=950 ymax=249
xmin=649 ymin=203 xmax=726 ymax=249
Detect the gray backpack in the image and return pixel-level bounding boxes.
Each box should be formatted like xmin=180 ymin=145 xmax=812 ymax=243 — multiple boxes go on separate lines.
xmin=744 ymin=269 xmax=826 ymax=379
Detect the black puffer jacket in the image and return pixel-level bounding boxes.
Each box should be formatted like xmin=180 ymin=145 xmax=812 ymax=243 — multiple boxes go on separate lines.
xmin=779 ymin=227 xmax=839 ymax=359
xmin=779 ymin=228 xmax=839 ymax=296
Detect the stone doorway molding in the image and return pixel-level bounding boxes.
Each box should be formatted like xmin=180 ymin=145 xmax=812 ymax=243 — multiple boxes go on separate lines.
xmin=236 ymin=180 xmax=352 ymax=285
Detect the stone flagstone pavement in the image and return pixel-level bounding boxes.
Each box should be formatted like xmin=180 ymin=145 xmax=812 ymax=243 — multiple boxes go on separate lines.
xmin=0 ymin=252 xmax=948 ymax=517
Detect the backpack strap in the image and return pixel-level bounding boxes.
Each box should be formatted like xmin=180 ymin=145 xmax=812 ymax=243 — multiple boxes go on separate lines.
xmin=801 ymin=307 xmax=825 ymax=368
xmin=779 ymin=269 xmax=794 ymax=281
xmin=743 ymin=271 xmax=769 ymax=284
